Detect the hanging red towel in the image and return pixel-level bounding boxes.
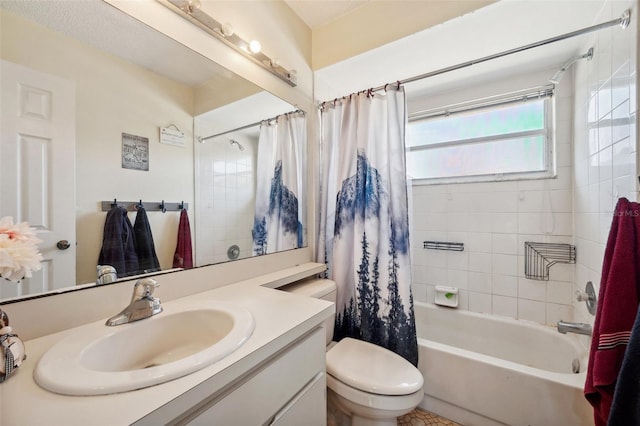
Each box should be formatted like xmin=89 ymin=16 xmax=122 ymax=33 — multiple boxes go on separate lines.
xmin=173 ymin=209 xmax=193 ymax=269
xmin=585 ymin=197 xmax=640 ymax=426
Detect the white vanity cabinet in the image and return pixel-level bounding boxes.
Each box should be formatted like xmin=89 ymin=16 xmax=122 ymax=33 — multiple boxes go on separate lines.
xmin=137 ymin=327 xmax=327 ymax=426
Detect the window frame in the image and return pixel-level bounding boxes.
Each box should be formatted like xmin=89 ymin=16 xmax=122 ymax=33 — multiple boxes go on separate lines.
xmin=406 ymin=86 xmax=556 ymax=185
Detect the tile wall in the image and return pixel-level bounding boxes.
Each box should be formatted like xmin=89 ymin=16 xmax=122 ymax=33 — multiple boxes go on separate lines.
xmin=195 ymin=134 xmax=258 ymax=266
xmin=572 ymin=0 xmax=638 ymax=325
xmin=410 ymin=0 xmax=638 ymax=327
xmin=410 ymin=76 xmax=575 ymax=326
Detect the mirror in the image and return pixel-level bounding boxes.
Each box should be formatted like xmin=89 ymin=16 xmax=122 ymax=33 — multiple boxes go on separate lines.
xmin=0 ymin=1 xmax=306 ymax=302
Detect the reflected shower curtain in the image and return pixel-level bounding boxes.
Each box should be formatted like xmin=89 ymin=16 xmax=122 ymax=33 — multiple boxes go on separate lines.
xmin=318 ymin=87 xmax=418 ymax=365
xmin=252 ymin=112 xmax=306 ymax=255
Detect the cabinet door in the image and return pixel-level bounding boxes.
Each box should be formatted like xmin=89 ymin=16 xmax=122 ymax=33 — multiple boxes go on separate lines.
xmin=187 ymin=328 xmax=325 ymax=425
xmin=270 ymin=372 xmax=326 ymax=426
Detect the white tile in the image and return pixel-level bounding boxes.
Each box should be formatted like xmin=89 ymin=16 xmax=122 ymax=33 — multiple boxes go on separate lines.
xmin=470 ymin=212 xmax=493 ymax=233
xmin=518 ymin=212 xmax=541 ymax=234
xmin=446 ymin=250 xmax=468 ymax=270
xmin=488 ymin=191 xmax=518 ymax=213
xmin=412 ymin=264 xmax=427 ymax=285
xmin=550 ymin=167 xmax=573 ymax=190
xmin=469 ymin=292 xmax=492 ymax=314
xmin=492 ymin=295 xmax=517 ymax=318
xmin=468 ymin=271 xmax=492 ymax=293
xmin=468 ymin=252 xmax=492 ymax=273
xmin=550 ymin=190 xmax=573 ymax=213
xmin=492 ymin=254 xmax=518 ymax=276
xmin=425 ymin=266 xmax=447 ymax=285
xmin=547 ymin=281 xmax=573 ymax=305
xmin=446 ymin=269 xmax=468 ymax=290
xmin=518 ymin=190 xmax=544 ymax=212
xmin=518 ymin=278 xmax=547 ymax=302
xmin=466 ymin=232 xmax=492 ymax=253
xmin=492 ymin=234 xmax=518 ymax=255
xmin=518 ymin=299 xmax=546 ymax=324
xmin=456 ymin=290 xmax=469 ymax=310
xmin=547 ymin=263 xmax=574 ymax=283
xmin=546 ymin=303 xmax=573 ymax=327
xmin=446 ymin=212 xmax=469 ymax=232
xmin=492 ymin=274 xmax=518 ymax=297
xmin=492 ymin=212 xmax=518 ymax=234
xmin=411 ymin=282 xmax=428 ymax=303
xmin=425 ymin=250 xmax=447 ymax=268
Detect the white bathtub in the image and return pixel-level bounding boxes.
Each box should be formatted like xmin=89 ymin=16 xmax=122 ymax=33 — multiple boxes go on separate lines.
xmin=414 ymin=302 xmax=593 ymax=426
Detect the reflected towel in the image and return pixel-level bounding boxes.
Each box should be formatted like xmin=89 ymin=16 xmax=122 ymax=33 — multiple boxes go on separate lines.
xmin=584 ymin=198 xmax=640 ymax=426
xmin=98 ymin=206 xmax=138 ymax=277
xmin=133 ymin=206 xmax=160 ymax=274
xmin=173 ymin=209 xmax=193 ymax=269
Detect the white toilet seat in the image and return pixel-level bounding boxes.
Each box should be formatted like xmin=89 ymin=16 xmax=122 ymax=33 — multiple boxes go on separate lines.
xmin=326 ymin=338 xmax=423 ymax=395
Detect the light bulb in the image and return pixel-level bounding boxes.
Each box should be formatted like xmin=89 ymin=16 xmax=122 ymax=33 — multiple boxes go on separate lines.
xmin=249 ymin=40 xmax=261 ymax=54
xmin=220 ymin=22 xmax=233 ymax=37
xmin=181 ymin=0 xmax=200 ymax=13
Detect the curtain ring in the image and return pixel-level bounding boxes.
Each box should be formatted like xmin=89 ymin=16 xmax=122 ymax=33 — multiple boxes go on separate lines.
xmin=396 ymin=80 xmax=401 ymax=89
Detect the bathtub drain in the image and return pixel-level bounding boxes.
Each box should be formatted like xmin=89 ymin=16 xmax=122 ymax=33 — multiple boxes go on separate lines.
xmin=571 ymin=358 xmax=581 ymax=374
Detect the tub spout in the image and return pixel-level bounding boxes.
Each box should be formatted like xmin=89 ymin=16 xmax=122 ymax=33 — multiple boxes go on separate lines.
xmin=557 ymin=320 xmax=592 ymax=336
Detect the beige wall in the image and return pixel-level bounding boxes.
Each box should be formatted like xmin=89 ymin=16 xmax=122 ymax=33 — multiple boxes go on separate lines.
xmin=1 ymin=10 xmax=195 ymax=285
xmin=311 ymin=0 xmax=497 ymax=70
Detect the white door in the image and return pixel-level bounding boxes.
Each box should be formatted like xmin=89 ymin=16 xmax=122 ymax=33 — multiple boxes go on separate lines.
xmin=1 ymin=60 xmax=76 ymax=299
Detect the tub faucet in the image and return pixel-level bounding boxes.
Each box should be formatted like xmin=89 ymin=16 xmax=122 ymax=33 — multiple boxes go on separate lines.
xmin=105 ymin=278 xmax=162 ymax=326
xmin=557 ymin=320 xmax=592 ymax=336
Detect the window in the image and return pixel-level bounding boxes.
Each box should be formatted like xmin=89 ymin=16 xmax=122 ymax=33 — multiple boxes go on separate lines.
xmin=406 ymin=87 xmax=554 ymax=182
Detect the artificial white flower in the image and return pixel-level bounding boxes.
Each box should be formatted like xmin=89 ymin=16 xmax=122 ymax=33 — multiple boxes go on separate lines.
xmin=0 ymin=217 xmax=43 ymax=283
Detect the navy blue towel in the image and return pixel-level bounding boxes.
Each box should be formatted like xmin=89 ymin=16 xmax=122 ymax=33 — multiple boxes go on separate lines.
xmin=98 ymin=206 xmax=138 ymax=278
xmin=609 ymin=303 xmax=640 ymax=425
xmin=133 ymin=206 xmax=160 ymax=274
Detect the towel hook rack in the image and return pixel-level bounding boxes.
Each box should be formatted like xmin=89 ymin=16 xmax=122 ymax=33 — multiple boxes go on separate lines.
xmin=101 ymin=200 xmax=188 ymax=212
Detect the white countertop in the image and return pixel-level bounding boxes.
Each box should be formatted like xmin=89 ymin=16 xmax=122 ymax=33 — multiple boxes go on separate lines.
xmin=0 ymin=276 xmax=334 ymax=425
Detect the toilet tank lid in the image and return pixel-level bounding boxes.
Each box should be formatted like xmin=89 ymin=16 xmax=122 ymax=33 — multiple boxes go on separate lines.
xmin=279 ymin=278 xmax=336 ymax=299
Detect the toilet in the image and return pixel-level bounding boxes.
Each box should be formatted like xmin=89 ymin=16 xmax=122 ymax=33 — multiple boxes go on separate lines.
xmin=282 ymin=278 xmax=424 ymax=426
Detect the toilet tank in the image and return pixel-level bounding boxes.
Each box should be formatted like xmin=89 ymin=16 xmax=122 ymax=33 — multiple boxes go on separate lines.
xmin=280 ymin=278 xmax=336 ymax=345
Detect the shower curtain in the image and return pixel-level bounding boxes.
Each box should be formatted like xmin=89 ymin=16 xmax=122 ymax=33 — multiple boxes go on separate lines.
xmin=252 ymin=112 xmax=306 ymax=255
xmin=318 ymin=86 xmax=418 ymax=365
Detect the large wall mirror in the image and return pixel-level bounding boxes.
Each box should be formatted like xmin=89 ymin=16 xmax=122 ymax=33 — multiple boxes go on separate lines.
xmin=0 ymin=0 xmax=306 ymax=302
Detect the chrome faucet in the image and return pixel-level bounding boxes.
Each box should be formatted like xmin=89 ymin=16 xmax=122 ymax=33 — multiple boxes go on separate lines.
xmin=105 ymin=278 xmax=162 ymax=326
xmin=96 ymin=265 xmax=117 ymax=285
xmin=557 ymin=320 xmax=592 ymax=336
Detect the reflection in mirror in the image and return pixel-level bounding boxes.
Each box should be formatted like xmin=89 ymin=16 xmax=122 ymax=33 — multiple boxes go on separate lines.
xmin=0 ymin=1 xmax=305 ymax=303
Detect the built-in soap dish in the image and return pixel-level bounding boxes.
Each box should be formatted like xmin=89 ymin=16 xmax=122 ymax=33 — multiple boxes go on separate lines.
xmin=434 ymin=285 xmax=458 ymax=308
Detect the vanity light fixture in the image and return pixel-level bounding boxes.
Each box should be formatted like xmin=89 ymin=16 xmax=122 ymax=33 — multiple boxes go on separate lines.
xmin=159 ymin=0 xmax=297 ymax=87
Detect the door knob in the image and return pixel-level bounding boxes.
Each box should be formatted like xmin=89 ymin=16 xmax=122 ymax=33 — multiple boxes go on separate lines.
xmin=56 ymin=240 xmax=71 ymax=250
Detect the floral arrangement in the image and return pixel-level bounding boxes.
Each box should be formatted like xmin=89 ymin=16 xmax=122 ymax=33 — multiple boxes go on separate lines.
xmin=0 ymin=216 xmax=43 ymax=283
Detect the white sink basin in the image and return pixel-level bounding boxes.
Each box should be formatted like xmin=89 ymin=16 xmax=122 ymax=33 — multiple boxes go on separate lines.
xmin=34 ymin=303 xmax=255 ymax=396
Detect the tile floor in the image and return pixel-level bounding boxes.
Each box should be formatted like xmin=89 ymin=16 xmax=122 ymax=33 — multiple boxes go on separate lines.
xmin=398 ymin=408 xmax=461 ymax=426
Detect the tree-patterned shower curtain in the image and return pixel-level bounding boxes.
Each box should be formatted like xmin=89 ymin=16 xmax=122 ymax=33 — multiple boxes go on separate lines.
xmin=317 ymin=86 xmax=418 ymax=365
xmin=252 ymin=111 xmax=306 ymax=256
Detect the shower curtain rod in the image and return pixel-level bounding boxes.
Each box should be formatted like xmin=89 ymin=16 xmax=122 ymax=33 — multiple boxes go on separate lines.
xmin=328 ymin=8 xmax=631 ymax=100
xmin=197 ymin=109 xmax=304 ymax=143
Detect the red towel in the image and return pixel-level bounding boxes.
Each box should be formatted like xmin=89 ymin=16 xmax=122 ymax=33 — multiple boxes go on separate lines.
xmin=172 ymin=209 xmax=193 ymax=269
xmin=585 ymin=197 xmax=640 ymax=425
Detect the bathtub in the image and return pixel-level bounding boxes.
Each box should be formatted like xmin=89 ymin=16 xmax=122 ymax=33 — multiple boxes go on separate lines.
xmin=414 ymin=302 xmax=593 ymax=426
